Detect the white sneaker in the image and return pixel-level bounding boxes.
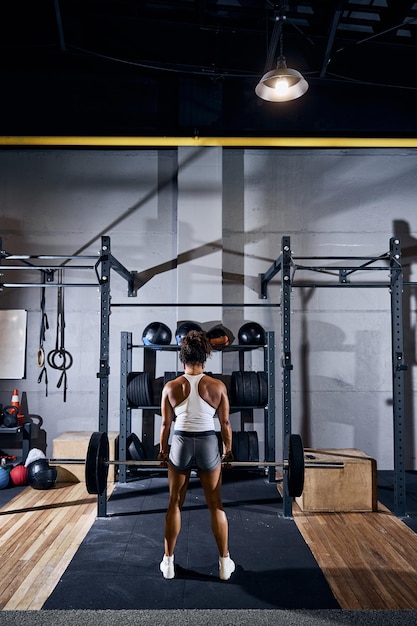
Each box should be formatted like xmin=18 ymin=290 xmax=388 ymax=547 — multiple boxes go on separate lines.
xmin=160 ymin=554 xmax=175 ymax=579
xmin=219 ymin=554 xmax=235 ymax=580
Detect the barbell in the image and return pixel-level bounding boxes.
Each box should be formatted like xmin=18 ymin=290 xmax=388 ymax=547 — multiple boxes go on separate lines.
xmin=49 ymin=431 xmax=344 ymax=499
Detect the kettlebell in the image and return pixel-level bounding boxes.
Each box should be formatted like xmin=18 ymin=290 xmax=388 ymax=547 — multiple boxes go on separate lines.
xmin=2 ymin=405 xmax=19 ymax=428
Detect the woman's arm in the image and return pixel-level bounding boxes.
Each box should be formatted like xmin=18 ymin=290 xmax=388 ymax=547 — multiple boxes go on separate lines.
xmin=216 ymin=382 xmax=232 ymax=456
xmin=159 ymin=383 xmax=175 ymax=456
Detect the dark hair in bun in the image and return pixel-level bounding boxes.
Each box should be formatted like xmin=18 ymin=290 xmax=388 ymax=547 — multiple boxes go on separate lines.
xmin=179 ymin=330 xmax=212 ymax=365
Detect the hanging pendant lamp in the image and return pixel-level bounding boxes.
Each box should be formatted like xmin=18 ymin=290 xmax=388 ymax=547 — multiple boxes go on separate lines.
xmin=255 ymin=8 xmax=308 ymax=103
xmin=255 ymin=55 xmax=309 ymax=102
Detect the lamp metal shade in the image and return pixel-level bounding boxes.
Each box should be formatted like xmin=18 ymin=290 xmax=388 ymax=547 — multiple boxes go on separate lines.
xmin=255 ymin=56 xmax=309 ymax=102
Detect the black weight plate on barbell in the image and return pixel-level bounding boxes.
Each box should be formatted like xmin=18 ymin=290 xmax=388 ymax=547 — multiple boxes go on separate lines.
xmin=284 ymin=433 xmax=305 ymax=498
xmin=85 ymin=431 xmax=109 ymax=496
xmin=257 ymin=371 xmax=268 ymax=406
xmin=248 ymin=431 xmax=259 ymax=462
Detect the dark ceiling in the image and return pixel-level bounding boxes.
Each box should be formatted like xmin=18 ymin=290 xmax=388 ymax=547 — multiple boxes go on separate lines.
xmin=2 ymin=0 xmax=417 ymax=137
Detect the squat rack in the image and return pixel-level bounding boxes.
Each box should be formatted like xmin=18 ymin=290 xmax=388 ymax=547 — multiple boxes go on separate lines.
xmin=261 ymin=236 xmax=409 ymax=518
xmin=1 ymin=234 xmax=412 ymax=518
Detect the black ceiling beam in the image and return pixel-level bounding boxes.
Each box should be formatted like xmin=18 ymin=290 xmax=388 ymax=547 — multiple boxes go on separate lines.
xmin=53 ymin=0 xmax=66 ymax=53
xmin=320 ymin=1 xmax=344 ymax=78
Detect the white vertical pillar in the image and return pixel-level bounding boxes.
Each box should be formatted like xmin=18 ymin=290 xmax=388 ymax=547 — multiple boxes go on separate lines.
xmin=176 ymin=146 xmax=223 ymax=368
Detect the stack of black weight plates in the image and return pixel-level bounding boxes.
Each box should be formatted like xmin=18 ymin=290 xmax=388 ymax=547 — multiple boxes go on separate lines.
xmin=231 ymin=371 xmax=268 ymax=407
xmin=216 ymin=431 xmax=259 ymax=463
xmin=126 ymin=372 xmax=153 ymax=407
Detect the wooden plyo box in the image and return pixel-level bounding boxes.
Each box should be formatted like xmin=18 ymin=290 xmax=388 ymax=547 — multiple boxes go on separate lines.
xmin=295 ymin=448 xmax=377 ymax=512
xmin=52 ymin=431 xmax=118 ymax=485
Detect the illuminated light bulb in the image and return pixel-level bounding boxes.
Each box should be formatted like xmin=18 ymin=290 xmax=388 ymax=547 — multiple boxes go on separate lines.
xmin=275 ymin=77 xmax=289 ymax=96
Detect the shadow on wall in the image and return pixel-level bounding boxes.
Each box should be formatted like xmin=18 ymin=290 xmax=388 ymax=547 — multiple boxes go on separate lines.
xmin=298 ymin=222 xmax=417 ymax=469
xmin=299 ymin=315 xmax=357 ymax=448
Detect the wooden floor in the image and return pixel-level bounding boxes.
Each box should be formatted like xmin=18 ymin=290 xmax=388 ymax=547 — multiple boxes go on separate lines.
xmin=293 ymin=502 xmax=417 ymax=610
xmin=0 ymin=482 xmax=109 ymax=610
xmin=0 ymin=483 xmax=417 ymax=610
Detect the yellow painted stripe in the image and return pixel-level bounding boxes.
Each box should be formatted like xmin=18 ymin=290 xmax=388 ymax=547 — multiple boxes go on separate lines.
xmin=0 ymin=136 xmax=417 ymax=148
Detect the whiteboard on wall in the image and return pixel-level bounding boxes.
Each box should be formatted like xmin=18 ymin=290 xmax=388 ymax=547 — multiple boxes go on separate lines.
xmin=0 ymin=310 xmax=27 ymax=379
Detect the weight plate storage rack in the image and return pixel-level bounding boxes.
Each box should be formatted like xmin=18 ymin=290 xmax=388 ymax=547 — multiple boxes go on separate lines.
xmin=118 ymin=330 xmax=277 ymax=487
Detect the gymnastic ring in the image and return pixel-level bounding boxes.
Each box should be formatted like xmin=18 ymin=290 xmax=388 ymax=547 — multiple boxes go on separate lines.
xmin=37 ymin=348 xmax=45 ymax=368
xmin=47 ymin=349 xmax=73 ymax=371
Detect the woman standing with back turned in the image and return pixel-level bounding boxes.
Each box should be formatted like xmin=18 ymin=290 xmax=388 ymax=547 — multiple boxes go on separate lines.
xmin=158 ymin=329 xmax=235 ymax=581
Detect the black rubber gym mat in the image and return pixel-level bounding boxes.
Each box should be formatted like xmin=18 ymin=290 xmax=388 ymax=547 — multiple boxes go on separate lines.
xmin=43 ymin=473 xmax=340 ymax=610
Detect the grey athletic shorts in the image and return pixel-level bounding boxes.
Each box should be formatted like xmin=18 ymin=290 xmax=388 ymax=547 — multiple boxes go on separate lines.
xmin=169 ymin=430 xmax=221 ymax=472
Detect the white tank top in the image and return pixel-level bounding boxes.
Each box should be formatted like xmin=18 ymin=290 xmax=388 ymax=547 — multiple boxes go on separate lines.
xmin=173 ymin=373 xmax=216 ymax=432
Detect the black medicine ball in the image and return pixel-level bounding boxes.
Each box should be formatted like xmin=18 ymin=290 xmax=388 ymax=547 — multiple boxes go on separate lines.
xmin=175 ymin=321 xmax=202 ymax=345
xmin=27 ymin=459 xmax=57 ymax=490
xmin=142 ymin=322 xmax=172 ymax=347
xmin=238 ymin=322 xmax=266 ymax=346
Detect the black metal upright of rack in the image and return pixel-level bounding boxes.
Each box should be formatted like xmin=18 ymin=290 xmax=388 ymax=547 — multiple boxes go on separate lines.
xmin=95 ymin=237 xmax=138 ymax=517
xmin=389 ymin=237 xmax=407 ymax=517
xmin=261 ymin=235 xmax=409 ymax=518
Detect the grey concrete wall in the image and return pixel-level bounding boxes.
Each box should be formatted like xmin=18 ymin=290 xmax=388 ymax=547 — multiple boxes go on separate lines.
xmin=0 ymin=147 xmax=416 ymax=470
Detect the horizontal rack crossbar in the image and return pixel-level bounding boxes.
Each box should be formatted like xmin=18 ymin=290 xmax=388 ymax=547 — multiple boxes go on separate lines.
xmin=1 ymin=265 xmax=96 ymax=270
xmin=292 ymin=256 xmax=389 ymax=261
xmin=294 ymin=265 xmax=390 ymax=271
xmin=1 ymin=254 xmax=99 ymax=260
xmin=1 ymin=283 xmax=99 ymax=288
xmin=111 ymin=303 xmax=280 ymax=307
xmin=292 ymin=282 xmax=417 ymax=288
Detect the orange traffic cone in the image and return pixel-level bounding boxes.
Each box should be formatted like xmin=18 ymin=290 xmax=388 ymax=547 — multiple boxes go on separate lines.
xmin=10 ymin=388 xmax=24 ymax=426
xmin=10 ymin=389 xmax=20 ymax=409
